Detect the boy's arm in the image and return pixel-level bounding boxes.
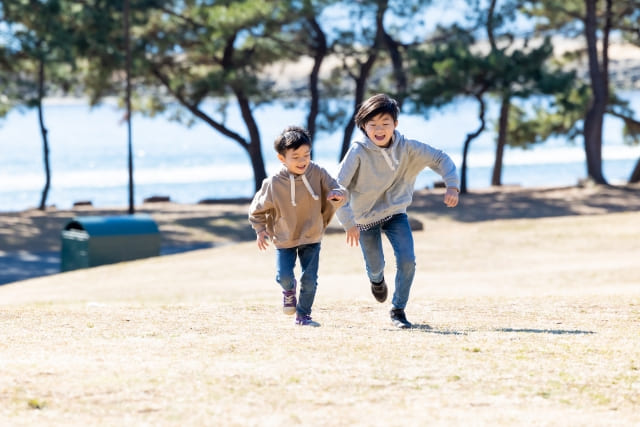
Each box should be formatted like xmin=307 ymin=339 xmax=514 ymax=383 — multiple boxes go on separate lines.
xmin=248 ymin=180 xmax=274 ymax=248
xmin=408 ymin=140 xmax=460 ymax=208
xmin=334 ymin=150 xmax=360 ymax=230
xmin=409 ymin=140 xmax=460 ymax=191
xmin=321 ymin=169 xmax=348 ymax=207
xmin=248 ymin=194 xmax=269 ymax=234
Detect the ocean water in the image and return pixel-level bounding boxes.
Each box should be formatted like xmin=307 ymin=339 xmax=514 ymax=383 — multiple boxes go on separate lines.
xmin=1 ymin=93 xmax=639 ymax=213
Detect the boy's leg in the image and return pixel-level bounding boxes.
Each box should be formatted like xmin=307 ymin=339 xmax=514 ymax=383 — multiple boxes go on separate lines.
xmin=382 ymin=214 xmax=416 ymax=311
xmin=276 ymin=247 xmax=297 ymax=314
xmin=359 ymin=226 xmax=388 ymax=302
xmin=296 ymin=243 xmax=321 ymax=317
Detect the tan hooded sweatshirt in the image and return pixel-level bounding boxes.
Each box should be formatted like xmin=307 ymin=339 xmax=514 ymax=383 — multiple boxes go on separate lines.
xmin=249 ymin=161 xmax=347 ymax=249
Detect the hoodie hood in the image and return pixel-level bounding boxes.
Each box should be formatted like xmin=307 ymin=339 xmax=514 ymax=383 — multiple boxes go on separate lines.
xmin=275 ymin=165 xmax=320 ymax=206
xmin=353 ymin=131 xmax=400 ymax=171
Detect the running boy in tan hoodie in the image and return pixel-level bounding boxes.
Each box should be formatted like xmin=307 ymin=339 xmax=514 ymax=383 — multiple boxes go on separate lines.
xmin=249 ymin=126 xmax=347 ymax=326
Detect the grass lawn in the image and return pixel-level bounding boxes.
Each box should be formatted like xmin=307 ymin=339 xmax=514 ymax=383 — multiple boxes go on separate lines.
xmin=1 ymin=209 xmax=638 ymax=426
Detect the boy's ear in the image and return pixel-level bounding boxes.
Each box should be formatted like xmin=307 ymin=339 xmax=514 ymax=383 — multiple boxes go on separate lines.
xmin=394 ymin=120 xmax=399 ymax=129
xmin=277 ymin=153 xmax=286 ymax=163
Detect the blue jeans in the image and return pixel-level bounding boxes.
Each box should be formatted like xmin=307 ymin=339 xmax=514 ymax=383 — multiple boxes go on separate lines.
xmin=276 ymin=243 xmax=321 ymax=317
xmin=358 ymin=214 xmax=416 ymax=310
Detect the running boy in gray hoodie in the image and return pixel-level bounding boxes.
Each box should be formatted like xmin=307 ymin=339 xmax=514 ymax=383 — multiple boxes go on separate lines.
xmin=336 ymin=94 xmax=459 ymax=328
xmin=249 ymin=126 xmax=347 ymax=326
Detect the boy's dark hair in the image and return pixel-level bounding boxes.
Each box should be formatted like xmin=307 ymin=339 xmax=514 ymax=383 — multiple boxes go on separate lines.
xmin=355 ymin=94 xmax=400 ymax=131
xmin=274 ymin=126 xmax=312 ymax=155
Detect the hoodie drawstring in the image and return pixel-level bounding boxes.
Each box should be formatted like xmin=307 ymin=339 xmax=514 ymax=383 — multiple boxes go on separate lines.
xmin=289 ymin=174 xmax=297 ymax=206
xmin=381 ymin=150 xmax=397 ymax=171
xmin=289 ymin=173 xmax=319 ymax=206
xmin=302 ymin=175 xmax=320 ymax=201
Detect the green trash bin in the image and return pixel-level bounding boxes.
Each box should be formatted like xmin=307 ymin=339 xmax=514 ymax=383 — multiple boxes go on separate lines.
xmin=61 ymin=214 xmax=161 ymax=272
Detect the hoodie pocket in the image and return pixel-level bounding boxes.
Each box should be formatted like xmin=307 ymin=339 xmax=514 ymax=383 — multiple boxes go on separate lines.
xmin=273 ymin=216 xmax=292 ymax=242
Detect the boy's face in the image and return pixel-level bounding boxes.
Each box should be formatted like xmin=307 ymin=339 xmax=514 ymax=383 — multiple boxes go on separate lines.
xmin=364 ymin=113 xmax=398 ymax=148
xmin=278 ymin=144 xmax=311 ymax=175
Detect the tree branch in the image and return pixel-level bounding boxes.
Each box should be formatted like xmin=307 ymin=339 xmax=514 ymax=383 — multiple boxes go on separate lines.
xmin=608 ymin=109 xmax=640 ymax=127
xmin=151 ymin=66 xmax=249 ymax=149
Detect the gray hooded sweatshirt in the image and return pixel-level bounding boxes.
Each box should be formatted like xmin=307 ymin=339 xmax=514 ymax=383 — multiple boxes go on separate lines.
xmin=336 ymin=130 xmax=459 ymax=230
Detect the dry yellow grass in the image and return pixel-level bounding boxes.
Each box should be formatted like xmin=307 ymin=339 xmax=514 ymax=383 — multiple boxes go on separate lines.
xmin=1 ymin=187 xmax=639 ymax=426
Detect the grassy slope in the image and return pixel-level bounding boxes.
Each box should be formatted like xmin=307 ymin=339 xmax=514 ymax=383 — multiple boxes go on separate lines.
xmin=0 ymin=211 xmax=639 ymax=426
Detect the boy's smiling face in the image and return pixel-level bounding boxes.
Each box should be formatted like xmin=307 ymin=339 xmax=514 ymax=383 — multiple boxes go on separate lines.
xmin=364 ymin=113 xmax=398 ymax=148
xmin=278 ymin=144 xmax=311 ymax=175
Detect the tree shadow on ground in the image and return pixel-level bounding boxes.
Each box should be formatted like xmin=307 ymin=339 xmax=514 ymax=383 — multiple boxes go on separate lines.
xmin=159 ymin=212 xmax=256 ymax=248
xmin=0 ymin=251 xmax=60 ymax=285
xmin=410 ymin=184 xmax=640 ymax=222
xmin=0 ymin=205 xmax=258 ymax=286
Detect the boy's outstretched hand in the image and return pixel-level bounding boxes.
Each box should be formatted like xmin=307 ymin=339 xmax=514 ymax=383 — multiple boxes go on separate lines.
xmin=327 ymin=190 xmax=345 ymax=202
xmin=444 ymin=187 xmax=459 ymax=208
xmin=256 ymin=230 xmax=270 ymax=251
xmin=346 ymin=226 xmax=360 ymax=247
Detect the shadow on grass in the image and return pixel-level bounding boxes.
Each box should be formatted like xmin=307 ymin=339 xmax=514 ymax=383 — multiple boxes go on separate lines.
xmin=163 ymin=212 xmax=255 ymax=247
xmin=403 ymin=324 xmax=468 ymax=335
xmin=497 ymin=328 xmax=596 ymax=335
xmin=409 ymin=185 xmax=640 ymax=223
xmin=0 ymin=251 xmax=60 ymax=286
xmin=392 ymin=325 xmax=594 ymax=335
xmin=0 ymin=208 xmax=255 ymax=286
xmin=0 ymin=244 xmax=218 ymax=286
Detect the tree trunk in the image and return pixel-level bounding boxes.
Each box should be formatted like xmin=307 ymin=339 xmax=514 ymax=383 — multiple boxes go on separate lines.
xmin=37 ymin=56 xmax=50 ymax=211
xmin=582 ymin=0 xmax=610 ymax=184
xmin=339 ymin=52 xmax=378 ymax=159
xmin=339 ymin=2 xmax=386 ymax=159
xmin=341 ymin=111 xmax=358 ymax=160
xmin=247 ymin=142 xmax=268 ymax=191
xmin=380 ymin=18 xmax=407 ymax=106
xmin=382 ymin=32 xmax=406 ymax=106
xmin=461 ymin=94 xmax=487 ymax=194
xmin=235 ymin=89 xmax=267 ymax=191
xmin=124 ymin=0 xmax=135 ymax=214
xmin=608 ymin=110 xmax=640 ymax=183
xmin=629 ymin=159 xmax=640 ymax=183
xmin=491 ymin=96 xmax=510 ymax=186
xmin=305 ymin=16 xmax=327 ymax=148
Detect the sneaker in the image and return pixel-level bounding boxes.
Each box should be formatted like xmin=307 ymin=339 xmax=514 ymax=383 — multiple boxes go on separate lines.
xmin=295 ymin=314 xmax=320 ymax=327
xmin=370 ymin=278 xmax=388 ymax=303
xmin=390 ymin=308 xmax=412 ymax=329
xmin=282 ymin=283 xmax=297 ymax=315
